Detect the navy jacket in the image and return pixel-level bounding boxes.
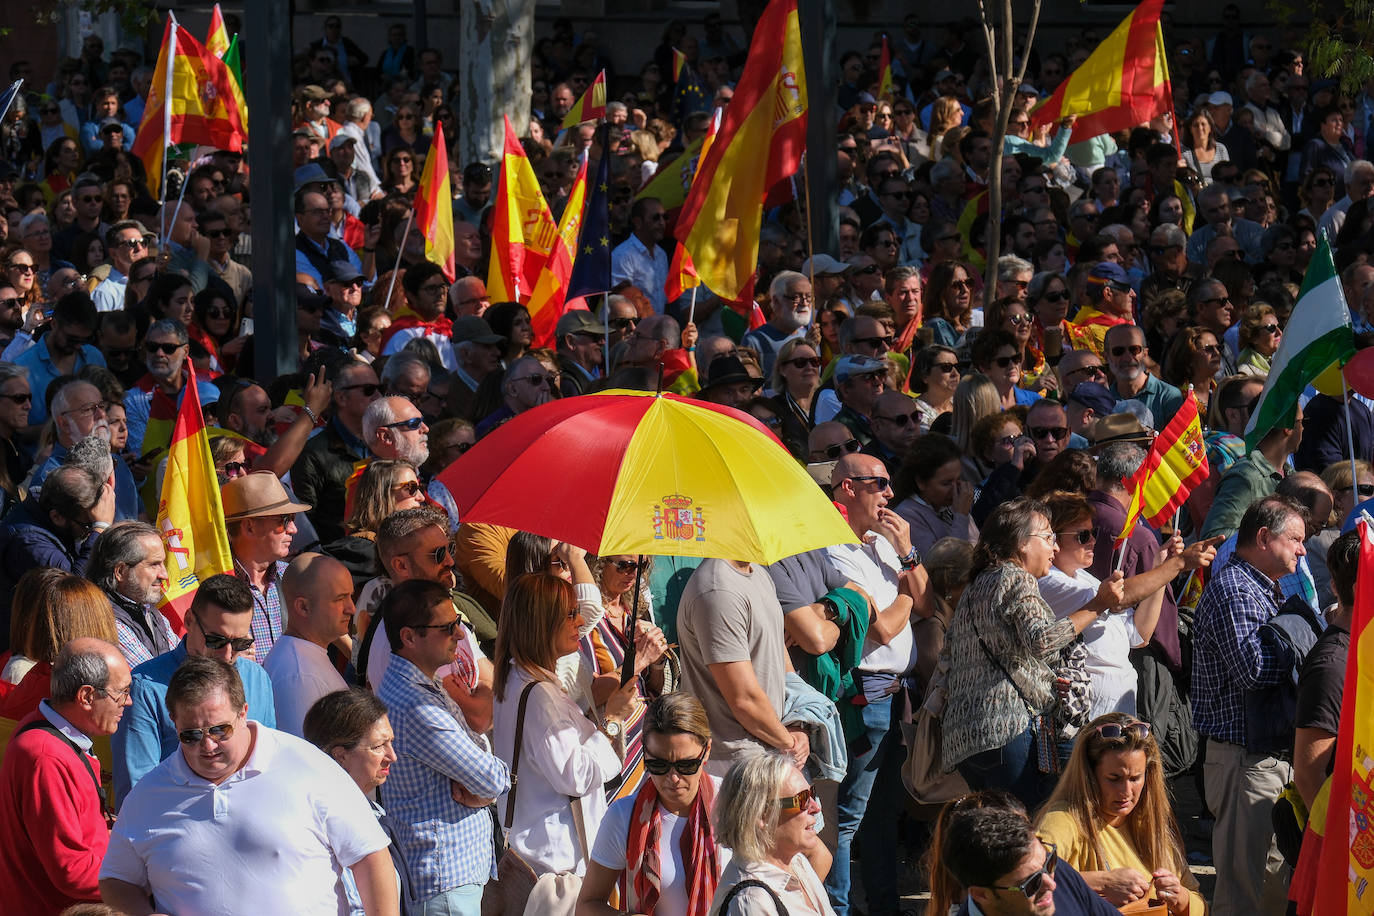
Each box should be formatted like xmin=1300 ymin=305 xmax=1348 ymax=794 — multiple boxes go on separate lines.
xmin=0 ymin=496 xmax=97 ymax=651
xmin=956 ymin=859 xmax=1121 ymax=916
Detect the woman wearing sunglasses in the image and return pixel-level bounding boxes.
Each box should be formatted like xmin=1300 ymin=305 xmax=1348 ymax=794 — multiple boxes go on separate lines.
xmin=326 ymin=460 xmax=427 ymax=587
xmin=577 ymin=693 xmax=728 ymax=916
xmin=768 ymin=338 xmax=822 ymax=460
xmin=1161 ymin=327 xmax=1222 ymax=417
xmin=1035 ymin=713 xmax=1202 ymax=913
xmin=1235 ymin=304 xmax=1283 ymax=378
xmin=710 ymin=752 xmax=834 ymax=915
xmin=908 ymin=344 xmax=960 ymax=433
xmin=493 ymin=572 xmax=640 ymax=880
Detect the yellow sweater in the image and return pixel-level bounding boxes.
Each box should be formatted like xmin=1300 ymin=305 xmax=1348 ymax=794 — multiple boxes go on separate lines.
xmin=1037 ymin=804 xmax=1206 ymax=916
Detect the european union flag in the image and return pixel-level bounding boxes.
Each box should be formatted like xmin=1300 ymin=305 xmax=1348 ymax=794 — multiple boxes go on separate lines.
xmin=675 ymin=66 xmax=710 ymax=124
xmin=566 ymin=124 xmax=612 ymax=300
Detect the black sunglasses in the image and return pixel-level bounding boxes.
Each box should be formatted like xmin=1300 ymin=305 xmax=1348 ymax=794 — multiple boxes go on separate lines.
xmin=146 ymin=341 xmax=184 ymax=355
xmin=824 ymin=438 xmax=862 ymax=460
xmin=1029 ymin=426 xmax=1068 ymax=440
xmin=409 ymin=618 xmax=462 ymax=636
xmin=341 ymin=383 xmax=381 ymax=396
xmin=876 ymin=411 xmax=919 ymax=427
xmin=643 ymin=746 xmax=708 ymax=776
xmin=1059 ymin=528 xmax=1094 ymax=545
xmin=853 ymin=335 xmax=894 ymax=349
xmin=987 ymin=844 xmax=1058 ymax=899
xmin=611 ymin=558 xmax=646 ymax=573
xmin=195 ymin=620 xmax=254 ymax=653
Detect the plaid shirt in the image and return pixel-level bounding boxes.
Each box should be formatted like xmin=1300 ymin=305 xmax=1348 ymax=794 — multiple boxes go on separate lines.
xmin=1191 ymin=555 xmax=1289 ymax=745
xmin=377 ymin=654 xmax=510 ymax=897
xmin=235 ymin=558 xmax=287 ymax=658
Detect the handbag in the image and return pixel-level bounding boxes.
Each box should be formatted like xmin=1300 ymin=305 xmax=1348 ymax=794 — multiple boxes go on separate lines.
xmin=900 ymin=654 xmax=971 ymax=806
xmin=972 ymin=624 xmax=1060 ymax=775
xmin=1117 ymin=898 xmax=1166 ymax=913
xmin=1054 ymin=636 xmax=1094 ymax=730
xmin=481 ymin=681 xmax=592 ymax=916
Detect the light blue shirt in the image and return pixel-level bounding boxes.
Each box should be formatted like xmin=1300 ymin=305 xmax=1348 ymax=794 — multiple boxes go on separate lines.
xmin=611 ymin=234 xmax=669 ymax=313
xmin=14 ymin=337 xmax=106 ymax=426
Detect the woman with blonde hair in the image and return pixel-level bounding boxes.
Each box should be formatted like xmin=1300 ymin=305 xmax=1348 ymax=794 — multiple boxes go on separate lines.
xmin=950 ymin=373 xmax=1001 ymax=476
xmin=1035 ymin=712 xmax=1203 ymax=913
xmin=325 ymin=459 xmax=427 ymax=592
xmin=928 ymin=97 xmax=965 ymax=154
xmin=1236 ymin=303 xmax=1282 ymax=376
xmin=492 ymin=572 xmax=639 ymax=879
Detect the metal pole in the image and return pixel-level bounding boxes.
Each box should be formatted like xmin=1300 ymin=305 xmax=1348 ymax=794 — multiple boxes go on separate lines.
xmin=1342 ymin=371 xmax=1360 ymax=514
xmin=246 ymin=0 xmax=298 ymax=380
xmin=798 ymin=0 xmax=837 ymax=260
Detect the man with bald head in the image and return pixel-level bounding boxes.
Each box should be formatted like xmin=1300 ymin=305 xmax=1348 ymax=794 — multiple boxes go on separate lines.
xmin=824 ymin=452 xmax=929 ymax=915
xmin=262 ymin=554 xmax=355 ymax=736
xmin=0 ymin=638 xmax=130 ymax=912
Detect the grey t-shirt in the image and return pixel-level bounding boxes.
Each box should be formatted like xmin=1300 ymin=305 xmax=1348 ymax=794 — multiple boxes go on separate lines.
xmin=767 ymin=548 xmax=847 ymax=613
xmin=677 ymin=559 xmax=788 ymax=765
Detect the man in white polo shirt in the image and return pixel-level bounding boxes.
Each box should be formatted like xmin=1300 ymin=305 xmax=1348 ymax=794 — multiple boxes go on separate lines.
xmin=263 ymin=553 xmax=354 ymax=736
xmin=100 ymin=656 xmax=398 ymax=915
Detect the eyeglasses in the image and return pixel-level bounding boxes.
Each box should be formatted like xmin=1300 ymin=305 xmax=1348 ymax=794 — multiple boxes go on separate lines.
xmin=517 ymin=374 xmax=557 ymax=387
xmin=824 ymin=438 xmax=862 ymax=460
xmin=783 ymin=292 xmax=815 ymax=304
xmin=146 ymin=341 xmax=184 ymax=355
xmin=1068 ymin=364 xmax=1106 ymax=379
xmin=846 ymin=475 xmax=890 ymax=490
xmin=611 ymin=558 xmax=647 ymax=573
xmin=644 ymin=746 xmax=709 ymax=776
xmin=1110 ymin=345 xmax=1144 ymax=358
xmin=410 ymin=617 xmax=462 ymax=636
xmin=131 ymin=272 xmax=158 ymax=283
xmin=393 ymin=480 xmax=422 ymax=497
xmin=876 ymin=411 xmax=919 ymax=427
xmin=382 ymin=416 xmax=425 ymax=431
xmin=62 ymin=400 xmax=104 ymax=419
xmin=1029 ymin=531 xmax=1058 ymax=545
xmin=1095 ymin=720 xmax=1152 ymax=740
xmin=1030 ymin=426 xmax=1068 ymax=441
xmin=178 ymin=722 xmax=236 ymax=744
xmin=97 ymin=684 xmax=132 ymax=705
xmin=775 ymin=786 xmax=818 ymax=814
xmin=784 ymin=356 xmax=822 ymax=369
xmin=853 ymin=336 xmax=894 ymax=349
xmin=341 ymin=383 xmax=381 ymax=396
xmin=1359 ymin=484 xmax=1374 ymax=498
xmin=987 ymin=844 xmax=1058 ymax=899
xmin=1060 ymin=528 xmax=1095 ymax=545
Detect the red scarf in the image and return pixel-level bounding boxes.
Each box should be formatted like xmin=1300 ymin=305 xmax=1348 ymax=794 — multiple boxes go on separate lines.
xmin=379 ymin=310 xmax=453 ymax=352
xmin=621 ymin=773 xmax=718 ymax=916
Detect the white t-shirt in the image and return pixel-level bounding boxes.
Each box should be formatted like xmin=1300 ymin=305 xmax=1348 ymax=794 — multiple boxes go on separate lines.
xmin=826 ymin=536 xmax=918 ymax=679
xmin=263 ymin=635 xmax=349 ymax=737
xmin=590 ymin=776 xmax=731 ymax=916
xmin=101 ymin=722 xmax=389 ymax=916
xmin=1037 ymin=566 xmax=1145 ymax=718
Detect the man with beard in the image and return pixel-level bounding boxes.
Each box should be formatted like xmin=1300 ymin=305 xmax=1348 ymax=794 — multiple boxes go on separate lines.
xmin=32 ymin=385 xmax=137 ymax=521
xmin=743 ymin=271 xmax=813 ymax=377
xmin=0 ymin=283 xmax=22 ymax=352
xmin=362 ymin=395 xmax=430 ymax=467
xmin=89 ymin=521 xmax=176 ymax=668
xmin=293 ymin=360 xmax=382 ymax=543
xmin=123 ymin=319 xmax=221 ymax=464
xmin=14 ymin=292 xmax=105 ymax=427
xmin=611 ymin=198 xmax=670 ymax=313
xmin=96 ymin=312 xmax=142 ymax=389
xmin=1104 ymin=324 xmax=1183 ymax=427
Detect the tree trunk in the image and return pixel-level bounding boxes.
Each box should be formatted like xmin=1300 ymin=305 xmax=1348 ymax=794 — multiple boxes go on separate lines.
xmin=458 ymin=0 xmax=534 ymax=168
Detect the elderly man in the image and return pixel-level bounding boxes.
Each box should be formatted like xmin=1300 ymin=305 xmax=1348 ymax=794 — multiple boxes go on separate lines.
xmin=102 ymin=657 xmax=398 ymax=915
xmin=448 ymin=316 xmax=504 ymax=420
xmin=824 ymin=453 xmax=929 ymax=916
xmin=474 ymin=356 xmax=553 ymax=438
xmin=0 ymin=465 xmax=113 ymax=645
xmin=995 ymin=255 xmax=1034 ymax=303
xmin=611 ymin=197 xmax=670 ymax=313
xmin=92 ymin=220 xmax=149 ymax=312
xmin=1067 ymin=262 xmax=1135 ymax=359
xmin=263 ymin=553 xmax=353 ymax=737
xmin=292 ymin=359 xmax=381 ymax=542
xmin=1139 ymin=223 xmax=1195 ymax=310
xmin=742 ymin=270 xmax=813 ymax=377
xmin=698 ymin=355 xmax=764 ymax=410
xmin=554 ymin=310 xmax=607 ymax=396
xmin=1186 ymin=184 xmax=1266 ymax=266
xmin=1316 ymin=159 xmax=1373 ymax=238
xmin=317 ymin=260 xmax=366 ymax=348
xmin=451 ymin=223 xmax=484 ymax=278
xmin=1193 ymin=496 xmax=1309 ymax=916
xmin=1105 ymin=324 xmax=1184 ymax=426
xmin=863 ymin=389 xmax=921 ymax=475
xmin=124 ymin=318 xmax=221 ymax=458
xmin=831 ymin=355 xmax=888 ymax=446
xmin=29 ymin=380 xmax=108 ymax=489
xmin=380 ymin=352 xmax=432 ymax=404
xmin=449 ymin=275 xmax=490 ymax=318
xmin=1187 ymin=278 xmax=1239 ymax=375
xmin=0 ymin=639 xmax=130 ymax=912
xmin=90 ymin=521 xmax=176 ymax=668
xmin=112 ymin=574 xmax=275 ymax=805
xmin=224 ymin=471 xmax=311 ymax=656
xmin=377 ymin=579 xmax=510 ymax=913
xmin=362 ymin=395 xmax=430 ymax=465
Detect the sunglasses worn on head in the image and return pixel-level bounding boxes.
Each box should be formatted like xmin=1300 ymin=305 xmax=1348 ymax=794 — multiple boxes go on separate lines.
xmin=825 ymin=438 xmax=862 ymax=460
xmin=1095 ymin=720 xmax=1151 ymax=740
xmin=644 ymin=746 xmax=708 ymax=776
xmin=178 ymin=722 xmax=236 ymax=744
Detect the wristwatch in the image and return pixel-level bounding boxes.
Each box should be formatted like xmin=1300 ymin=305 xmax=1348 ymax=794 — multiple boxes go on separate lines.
xmin=600 ymin=717 xmax=622 ymax=739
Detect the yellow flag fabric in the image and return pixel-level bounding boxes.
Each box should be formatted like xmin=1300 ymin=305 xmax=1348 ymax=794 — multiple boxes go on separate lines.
xmin=487 ymin=115 xmax=558 ymax=302
xmin=415 ymin=120 xmax=455 ymax=279
xmin=156 ymin=370 xmax=233 ymax=631
xmin=527 ymin=155 xmax=590 ymax=347
xmin=206 ymin=3 xmax=230 ymax=58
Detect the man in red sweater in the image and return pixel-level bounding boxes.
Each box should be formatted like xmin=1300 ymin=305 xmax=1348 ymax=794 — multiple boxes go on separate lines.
xmin=0 ymin=638 xmax=130 ymax=913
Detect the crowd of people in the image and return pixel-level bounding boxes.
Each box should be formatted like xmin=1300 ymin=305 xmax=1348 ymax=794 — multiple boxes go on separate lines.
xmin=0 ymin=5 xmax=1372 ymax=916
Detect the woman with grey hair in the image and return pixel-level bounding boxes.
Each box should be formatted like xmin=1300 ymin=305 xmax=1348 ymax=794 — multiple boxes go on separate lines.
xmin=709 ymin=752 xmax=834 ymax=915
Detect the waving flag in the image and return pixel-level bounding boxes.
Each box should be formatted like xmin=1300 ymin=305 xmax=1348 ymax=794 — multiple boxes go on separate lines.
xmin=675 ymin=0 xmax=808 ymax=303
xmin=562 ymin=70 xmax=607 ymax=129
xmin=1027 ymin=0 xmax=1172 ymax=143
xmin=1245 ymin=235 xmax=1354 ymax=450
xmin=1116 ymin=387 xmax=1209 ymax=546
xmin=665 ymin=110 xmax=719 ymax=303
xmin=487 ymin=115 xmax=557 ymax=302
xmin=205 ymin=3 xmax=230 ymax=58
xmin=673 ymin=48 xmax=710 ymax=120
xmin=131 ymin=16 xmax=246 ymax=197
xmin=566 ymin=127 xmax=613 ymax=300
xmin=527 ymin=155 xmax=590 ymax=347
xmin=156 ymin=370 xmax=233 ymax=632
xmin=414 ymin=120 xmax=455 ymax=279
xmin=877 ymin=36 xmax=894 ymax=102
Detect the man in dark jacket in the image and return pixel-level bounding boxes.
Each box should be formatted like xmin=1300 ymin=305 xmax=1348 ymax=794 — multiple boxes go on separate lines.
xmin=290 ymin=358 xmax=380 ymax=543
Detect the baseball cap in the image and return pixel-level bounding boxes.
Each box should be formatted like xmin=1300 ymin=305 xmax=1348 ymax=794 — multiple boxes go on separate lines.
xmin=833 ymin=354 xmax=889 ymax=384
xmin=451 ymin=315 xmax=505 ymax=345
xmin=1067 ymin=381 xmax=1115 ymax=416
xmin=857 ymin=91 xmax=878 ymax=106
xmin=1207 ymin=91 xmax=1234 ymax=107
xmin=299 ymin=84 xmax=330 ymax=102
xmin=801 ymin=254 xmax=849 ymax=276
xmin=324 ymin=260 xmax=364 ymax=285
xmin=328 ymin=134 xmax=357 ymax=153
xmin=1089 ymin=261 xmax=1131 ymax=286
xmin=554 ymin=310 xmax=608 ymax=338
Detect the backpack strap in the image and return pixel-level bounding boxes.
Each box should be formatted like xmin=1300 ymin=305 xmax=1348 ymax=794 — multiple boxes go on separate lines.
xmin=16 ymin=718 xmax=111 ymax=826
xmin=718 ymin=879 xmax=790 ymax=916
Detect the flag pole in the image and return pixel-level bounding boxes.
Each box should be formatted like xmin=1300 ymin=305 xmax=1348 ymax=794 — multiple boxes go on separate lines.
xmin=382 ymin=207 xmax=416 ymax=312
xmin=801 ymin=150 xmax=816 ymax=299
xmin=0 ymin=79 xmax=22 ymax=122
xmin=159 ymin=15 xmax=177 ymax=244
xmin=1341 ymin=368 xmax=1360 ymax=513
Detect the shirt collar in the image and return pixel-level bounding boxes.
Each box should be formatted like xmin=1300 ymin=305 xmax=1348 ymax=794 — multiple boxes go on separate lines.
xmin=39 ymin=699 xmax=95 ymax=752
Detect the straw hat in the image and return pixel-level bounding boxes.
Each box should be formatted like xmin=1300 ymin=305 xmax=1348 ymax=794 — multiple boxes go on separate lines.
xmin=221 ymin=471 xmax=312 ymax=521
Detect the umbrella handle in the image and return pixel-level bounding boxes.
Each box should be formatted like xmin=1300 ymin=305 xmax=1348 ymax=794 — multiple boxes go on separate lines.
xmin=619 ymin=554 xmax=645 ymax=687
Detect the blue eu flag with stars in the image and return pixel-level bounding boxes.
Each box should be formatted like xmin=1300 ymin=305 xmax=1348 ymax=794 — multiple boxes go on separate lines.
xmin=566 ymin=125 xmax=612 ymax=300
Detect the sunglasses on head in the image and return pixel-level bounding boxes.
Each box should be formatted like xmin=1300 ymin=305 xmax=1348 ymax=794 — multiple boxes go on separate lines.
xmin=644 ymin=746 xmax=708 ymax=776
xmin=1095 ymin=720 xmax=1152 ymax=740
xmin=178 ymin=722 xmax=236 ymax=744
xmin=824 ymin=438 xmax=862 ymax=460
xmin=383 ymin=416 xmax=425 ymax=431
xmin=987 ymin=844 xmax=1058 ymax=899
xmin=776 ymin=786 xmax=818 ymax=815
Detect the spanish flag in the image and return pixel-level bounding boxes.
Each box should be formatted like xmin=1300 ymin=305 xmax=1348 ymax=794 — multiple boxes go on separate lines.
xmin=877 ymin=36 xmax=894 ymax=102
xmin=1116 ymin=387 xmax=1209 ymax=546
xmin=155 ymin=369 xmax=233 ymax=632
xmin=487 ymin=115 xmax=557 ymax=303
xmin=415 ymin=120 xmax=455 ymax=280
xmin=131 ymin=16 xmax=246 ymax=197
xmin=562 ymin=70 xmax=606 ymax=129
xmin=1311 ymin=517 xmax=1374 ymax=915
xmin=674 ymin=0 xmax=808 ymax=303
xmin=665 ymin=109 xmax=718 ymax=304
xmin=1027 ymin=0 xmax=1171 ymax=144
xmin=527 ymin=154 xmax=589 ymax=347
xmin=205 ymin=3 xmax=230 ymax=58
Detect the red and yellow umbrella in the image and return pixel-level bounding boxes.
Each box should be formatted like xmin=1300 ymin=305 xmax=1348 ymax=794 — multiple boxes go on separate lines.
xmin=437 ymin=389 xmax=856 ymax=564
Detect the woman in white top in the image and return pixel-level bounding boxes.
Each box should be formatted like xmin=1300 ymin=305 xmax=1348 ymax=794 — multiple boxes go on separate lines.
xmin=709 ymin=752 xmax=834 ymax=916
xmin=492 ymin=572 xmax=639 ymax=877
xmin=578 ymin=692 xmax=730 ymax=916
xmin=1034 ymin=493 xmax=1173 ymax=718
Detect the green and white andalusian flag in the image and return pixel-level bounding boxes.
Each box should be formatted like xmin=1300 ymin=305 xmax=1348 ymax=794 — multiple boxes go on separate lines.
xmin=1245 ymin=234 xmax=1355 ymax=450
